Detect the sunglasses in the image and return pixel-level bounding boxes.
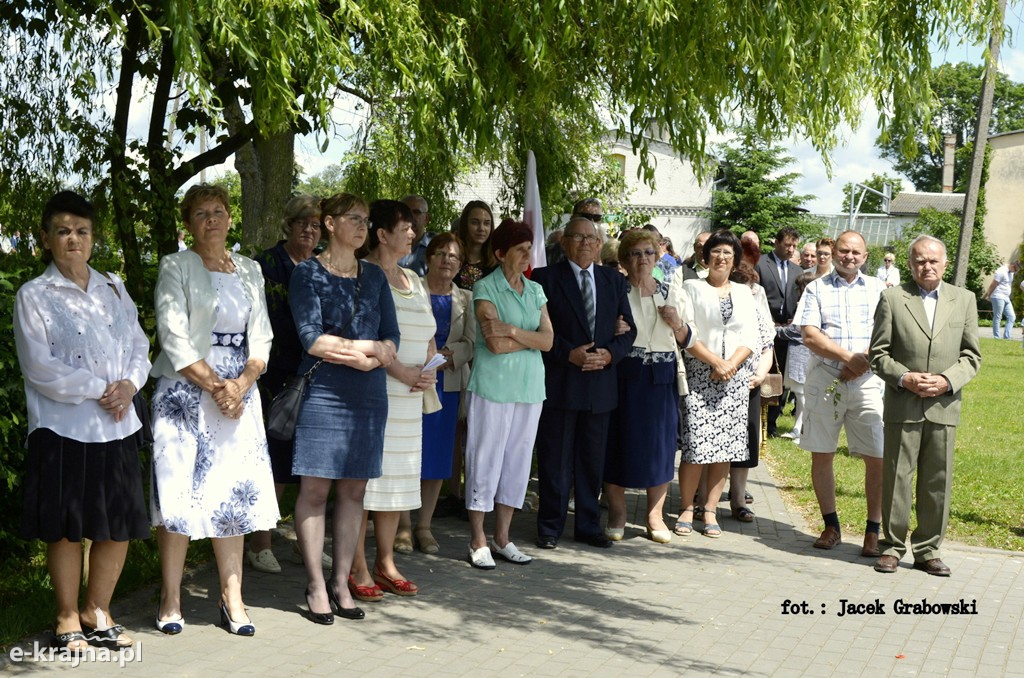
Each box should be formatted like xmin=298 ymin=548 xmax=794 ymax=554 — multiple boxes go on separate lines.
xmin=574 ymin=211 xmax=603 ymax=223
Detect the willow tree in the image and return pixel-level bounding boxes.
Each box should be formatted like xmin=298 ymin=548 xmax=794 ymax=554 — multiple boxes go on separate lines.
xmin=1 ymin=0 xmax=1001 ymax=299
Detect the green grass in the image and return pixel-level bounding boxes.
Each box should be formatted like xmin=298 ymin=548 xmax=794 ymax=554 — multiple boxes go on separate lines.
xmin=763 ymin=337 xmax=1024 ymax=551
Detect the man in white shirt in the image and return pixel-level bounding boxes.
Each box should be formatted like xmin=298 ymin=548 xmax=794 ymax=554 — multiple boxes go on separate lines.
xmin=799 ymin=230 xmax=887 ymax=558
xmin=875 ymin=253 xmax=900 ymax=287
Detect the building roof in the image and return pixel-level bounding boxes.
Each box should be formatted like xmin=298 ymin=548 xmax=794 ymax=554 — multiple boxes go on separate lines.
xmin=887 ymin=192 xmax=964 ymax=216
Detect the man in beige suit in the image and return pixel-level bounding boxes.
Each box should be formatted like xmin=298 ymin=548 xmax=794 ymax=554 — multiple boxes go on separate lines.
xmin=868 ymin=235 xmax=982 ymax=576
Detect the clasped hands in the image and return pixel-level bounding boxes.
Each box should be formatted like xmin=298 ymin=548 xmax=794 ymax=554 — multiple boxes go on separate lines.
xmin=902 ymin=371 xmax=949 ymax=398
xmin=99 ymin=379 xmax=137 ymax=423
xmin=839 ymin=352 xmax=871 ymax=382
xmin=569 ymin=344 xmax=611 ymax=371
xmin=323 ymin=340 xmax=397 ymax=372
xmin=211 ymin=377 xmax=249 ymax=420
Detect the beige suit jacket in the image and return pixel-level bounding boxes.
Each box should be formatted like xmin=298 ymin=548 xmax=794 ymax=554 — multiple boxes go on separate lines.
xmin=424 ymin=279 xmax=476 ymax=393
xmin=868 ymin=281 xmax=981 ymax=425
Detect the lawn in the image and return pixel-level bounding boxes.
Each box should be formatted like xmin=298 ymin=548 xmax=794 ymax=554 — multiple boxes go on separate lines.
xmin=763 ymin=336 xmax=1024 ymax=551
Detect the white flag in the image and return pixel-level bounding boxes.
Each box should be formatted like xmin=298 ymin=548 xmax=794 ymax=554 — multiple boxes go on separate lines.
xmin=524 ymin=150 xmax=547 ymax=270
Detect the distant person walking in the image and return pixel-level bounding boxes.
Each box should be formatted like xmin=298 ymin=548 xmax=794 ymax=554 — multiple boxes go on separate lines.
xmin=983 ymin=260 xmax=1018 ymax=339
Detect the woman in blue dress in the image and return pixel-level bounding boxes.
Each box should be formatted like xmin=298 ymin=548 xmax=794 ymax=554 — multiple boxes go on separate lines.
xmin=604 ymin=229 xmax=695 ymax=544
xmin=289 ymin=193 xmax=399 ymax=623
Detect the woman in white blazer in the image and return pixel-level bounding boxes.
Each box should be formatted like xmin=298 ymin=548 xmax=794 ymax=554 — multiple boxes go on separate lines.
xmin=150 ymin=184 xmax=278 ymax=637
xmin=676 ymin=230 xmax=760 ymax=538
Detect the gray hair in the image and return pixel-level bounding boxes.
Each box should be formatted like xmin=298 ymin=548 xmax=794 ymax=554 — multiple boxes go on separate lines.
xmin=908 ymin=234 xmax=946 ymax=258
xmin=282 ymin=194 xmax=320 ymax=236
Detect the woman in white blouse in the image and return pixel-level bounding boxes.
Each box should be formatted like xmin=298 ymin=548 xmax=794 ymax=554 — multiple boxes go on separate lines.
xmin=14 ymin=191 xmax=152 ymax=651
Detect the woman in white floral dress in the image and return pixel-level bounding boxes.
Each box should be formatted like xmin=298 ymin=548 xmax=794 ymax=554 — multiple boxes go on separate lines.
xmin=150 ymin=184 xmax=278 ymax=637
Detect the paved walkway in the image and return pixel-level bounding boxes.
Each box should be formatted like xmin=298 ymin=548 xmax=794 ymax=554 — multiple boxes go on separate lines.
xmin=4 ymin=457 xmax=1024 ymax=677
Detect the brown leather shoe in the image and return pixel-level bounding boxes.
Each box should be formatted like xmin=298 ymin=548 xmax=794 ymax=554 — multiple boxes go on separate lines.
xmin=874 ymin=555 xmax=899 ymax=573
xmin=813 ymin=526 xmax=841 ymax=550
xmin=860 ymin=532 xmax=881 ymax=557
xmin=913 ymin=558 xmax=951 ymax=577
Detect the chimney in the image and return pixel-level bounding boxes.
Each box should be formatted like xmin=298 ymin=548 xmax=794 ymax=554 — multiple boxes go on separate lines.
xmin=942 ymin=134 xmax=956 ymax=193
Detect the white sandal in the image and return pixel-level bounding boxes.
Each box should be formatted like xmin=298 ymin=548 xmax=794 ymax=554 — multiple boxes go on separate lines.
xmin=468 ymin=545 xmax=496 ymax=570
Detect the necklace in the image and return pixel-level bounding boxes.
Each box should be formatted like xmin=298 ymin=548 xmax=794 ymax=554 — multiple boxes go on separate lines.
xmin=321 ymin=253 xmax=357 ymax=277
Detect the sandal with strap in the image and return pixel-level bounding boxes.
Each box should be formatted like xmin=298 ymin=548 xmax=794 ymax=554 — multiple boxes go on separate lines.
xmin=372 ymin=565 xmax=418 ymax=596
xmin=674 ymin=508 xmax=695 ymax=536
xmin=347 ymin=575 xmax=383 ymax=602
xmin=731 ymin=506 xmax=755 ymax=523
xmin=702 ymin=522 xmax=723 ymax=538
xmin=53 ymin=630 xmax=89 ymax=652
xmin=81 ymin=623 xmax=132 ymax=648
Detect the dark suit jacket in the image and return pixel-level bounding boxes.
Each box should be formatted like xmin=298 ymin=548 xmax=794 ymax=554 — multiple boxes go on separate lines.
xmin=869 ymin=282 xmax=981 ymax=425
xmin=755 ymin=252 xmax=801 ymax=324
xmin=531 ymin=261 xmax=637 ymax=413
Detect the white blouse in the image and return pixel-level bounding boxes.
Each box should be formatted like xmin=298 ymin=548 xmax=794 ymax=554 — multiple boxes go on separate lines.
xmin=13 ymin=264 xmax=151 ymax=443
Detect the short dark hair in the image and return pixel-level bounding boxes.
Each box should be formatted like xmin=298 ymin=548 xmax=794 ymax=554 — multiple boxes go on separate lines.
xmin=572 ymin=197 xmax=601 ymax=214
xmin=490 ymin=218 xmax=533 ymax=258
xmin=365 ymin=200 xmax=413 ymax=252
xmin=774 ymin=226 xmax=801 ymax=244
xmin=425 ymin=232 xmax=465 ymax=262
xmin=40 ymin=191 xmax=95 ymax=264
xmin=42 ymin=191 xmax=94 ymax=233
xmin=702 ymin=229 xmax=741 ymax=268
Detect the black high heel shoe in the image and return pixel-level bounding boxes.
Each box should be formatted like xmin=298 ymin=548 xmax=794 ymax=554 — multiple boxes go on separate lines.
xmin=327 ymin=584 xmax=365 ymax=620
xmin=219 ymin=600 xmax=255 ymax=636
xmin=305 ymin=587 xmax=334 ymax=625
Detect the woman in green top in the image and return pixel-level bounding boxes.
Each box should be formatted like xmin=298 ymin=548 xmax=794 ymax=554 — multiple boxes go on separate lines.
xmin=464 ymin=220 xmax=553 ymax=570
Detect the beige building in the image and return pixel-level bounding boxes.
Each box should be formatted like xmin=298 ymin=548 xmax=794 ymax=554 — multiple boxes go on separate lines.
xmin=984 ymin=130 xmax=1024 ymax=264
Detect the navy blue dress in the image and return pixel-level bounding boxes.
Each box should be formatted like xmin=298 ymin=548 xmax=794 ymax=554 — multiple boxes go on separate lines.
xmin=289 ymin=259 xmax=400 ymax=479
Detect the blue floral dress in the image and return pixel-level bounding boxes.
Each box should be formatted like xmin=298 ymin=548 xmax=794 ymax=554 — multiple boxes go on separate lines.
xmin=150 ymin=272 xmax=279 ymax=539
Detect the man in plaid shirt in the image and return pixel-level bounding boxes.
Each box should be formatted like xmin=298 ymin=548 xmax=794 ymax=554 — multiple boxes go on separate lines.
xmin=798 ymin=231 xmax=887 ymax=558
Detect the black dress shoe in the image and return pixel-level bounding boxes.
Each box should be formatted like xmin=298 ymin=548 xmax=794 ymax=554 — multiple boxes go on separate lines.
xmin=535 ymin=536 xmax=558 ymax=550
xmin=913 ymin=558 xmax=951 ymax=577
xmin=574 ymin=533 xmax=613 ymax=548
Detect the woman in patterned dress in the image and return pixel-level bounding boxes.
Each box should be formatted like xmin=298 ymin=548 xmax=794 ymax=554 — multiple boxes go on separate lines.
xmin=350 ymin=200 xmax=437 ymax=597
xmin=676 ymin=230 xmax=760 ymax=539
xmin=150 ymin=184 xmax=278 ymax=636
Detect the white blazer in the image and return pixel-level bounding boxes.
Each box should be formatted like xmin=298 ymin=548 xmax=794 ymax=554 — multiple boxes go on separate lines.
xmin=151 ymin=250 xmax=273 ymax=379
xmin=683 ymin=278 xmax=761 ymax=358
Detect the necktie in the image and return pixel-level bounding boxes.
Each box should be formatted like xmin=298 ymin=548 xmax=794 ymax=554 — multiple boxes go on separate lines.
xmin=580 ymin=269 xmax=596 ymax=339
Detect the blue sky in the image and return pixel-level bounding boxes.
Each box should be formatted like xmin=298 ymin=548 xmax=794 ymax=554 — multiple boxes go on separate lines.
xmin=787 ymin=8 xmax=1024 ymax=213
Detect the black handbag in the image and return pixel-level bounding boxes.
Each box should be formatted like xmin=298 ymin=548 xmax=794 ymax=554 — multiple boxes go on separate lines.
xmin=266 ymin=261 xmax=363 ymax=441
xmin=266 ymin=360 xmax=323 ymax=441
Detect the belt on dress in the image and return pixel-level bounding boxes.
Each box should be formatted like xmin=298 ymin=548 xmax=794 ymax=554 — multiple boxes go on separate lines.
xmin=211 ymin=332 xmax=247 ymax=348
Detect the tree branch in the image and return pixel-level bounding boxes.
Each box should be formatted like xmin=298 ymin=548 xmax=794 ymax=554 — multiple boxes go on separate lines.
xmin=170 ymin=124 xmax=256 ymax=188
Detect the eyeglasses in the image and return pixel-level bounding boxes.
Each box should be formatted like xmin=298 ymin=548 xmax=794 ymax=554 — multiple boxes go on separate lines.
xmin=708 ymin=248 xmax=734 ymax=259
xmin=574 ymin=212 xmax=603 ymax=223
xmin=628 ymin=248 xmax=656 ymax=259
xmin=431 ymin=252 xmax=462 ymax=262
xmin=293 ymin=219 xmax=321 ymax=231
xmin=334 ymin=213 xmax=369 ymax=227
xmin=884 ymin=258 xmax=894 ymax=263
xmin=565 ymin=233 xmax=600 ymax=244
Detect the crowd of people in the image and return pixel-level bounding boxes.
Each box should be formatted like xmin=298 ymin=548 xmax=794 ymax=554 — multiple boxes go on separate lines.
xmin=12 ymin=188 xmax=985 ymax=651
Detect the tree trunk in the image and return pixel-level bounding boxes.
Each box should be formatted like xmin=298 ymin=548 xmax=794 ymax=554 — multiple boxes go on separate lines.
xmin=234 ymin=131 xmax=296 ymax=254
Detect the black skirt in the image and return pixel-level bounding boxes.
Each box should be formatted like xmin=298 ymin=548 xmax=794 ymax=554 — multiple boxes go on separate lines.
xmin=20 ymin=428 xmax=151 ymax=543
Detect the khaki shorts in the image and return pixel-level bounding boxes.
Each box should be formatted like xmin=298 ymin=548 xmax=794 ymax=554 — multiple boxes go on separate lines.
xmin=798 ymin=361 xmax=884 ymax=458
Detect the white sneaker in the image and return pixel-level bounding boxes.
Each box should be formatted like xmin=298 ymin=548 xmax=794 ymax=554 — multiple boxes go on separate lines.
xmin=490 ymin=540 xmax=533 ymax=564
xmin=468 ymin=545 xmax=496 ymax=569
xmin=246 ymin=548 xmax=282 ymax=573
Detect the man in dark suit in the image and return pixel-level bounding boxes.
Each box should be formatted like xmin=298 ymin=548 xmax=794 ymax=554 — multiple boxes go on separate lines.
xmin=754 ymin=226 xmax=801 ymax=437
xmin=869 ymin=235 xmax=981 ymax=577
xmin=531 ymin=216 xmax=636 ymax=549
